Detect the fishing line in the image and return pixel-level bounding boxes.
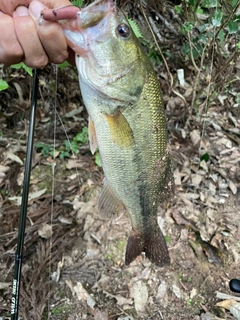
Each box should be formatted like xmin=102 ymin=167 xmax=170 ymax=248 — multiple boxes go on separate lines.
xmin=198 ymin=6 xmax=217 ymax=159
xmin=11 ymin=69 xmax=39 ymax=320
xmin=46 ymin=64 xmax=93 ymax=317
xmin=198 ymin=3 xmax=240 ymax=292
xmin=47 ymin=65 xmax=58 ymax=319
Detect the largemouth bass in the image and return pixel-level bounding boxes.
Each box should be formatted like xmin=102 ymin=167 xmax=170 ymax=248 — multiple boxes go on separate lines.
xmin=61 ymin=0 xmax=173 ymax=266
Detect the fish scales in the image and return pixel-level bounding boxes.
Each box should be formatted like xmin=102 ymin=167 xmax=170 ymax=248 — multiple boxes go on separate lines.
xmin=61 ymin=0 xmax=174 ymax=266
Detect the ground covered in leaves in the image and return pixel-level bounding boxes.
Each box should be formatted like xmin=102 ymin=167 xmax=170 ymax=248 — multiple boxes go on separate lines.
xmin=0 ymin=1 xmax=240 ymax=319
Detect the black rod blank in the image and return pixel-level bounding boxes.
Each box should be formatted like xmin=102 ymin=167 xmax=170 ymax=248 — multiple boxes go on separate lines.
xmin=11 ymin=69 xmax=39 ymax=320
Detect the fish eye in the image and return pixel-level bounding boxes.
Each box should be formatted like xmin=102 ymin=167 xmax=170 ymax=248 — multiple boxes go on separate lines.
xmin=117 ymin=23 xmax=131 ymax=38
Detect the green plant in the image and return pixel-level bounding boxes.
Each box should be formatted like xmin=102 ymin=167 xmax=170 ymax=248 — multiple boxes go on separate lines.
xmin=35 ymin=127 xmax=89 ymax=159
xmin=58 ymin=61 xmax=72 ymax=69
xmin=174 ymin=5 xmax=182 ymax=14
xmin=71 ymin=0 xmax=83 ymax=7
xmin=200 ymin=152 xmax=210 ymax=162
xmin=11 ymin=62 xmax=33 ymax=76
xmin=164 ymin=235 xmax=171 ymax=243
xmin=35 ymin=142 xmax=54 ymax=158
xmin=94 ymin=152 xmax=102 ymax=167
xmin=236 ymin=93 xmax=240 ymax=104
xmin=128 ymin=18 xmax=143 ymax=38
xmin=181 ymin=0 xmax=240 ymax=58
xmin=50 ymin=305 xmax=71 ymax=315
xmin=0 ymin=62 xmax=32 ymax=92
xmin=59 ymin=126 xmax=88 ymax=158
xmin=128 ymin=18 xmax=164 ymax=66
xmin=181 ymin=21 xmax=194 ymax=34
xmin=73 ymin=126 xmax=88 ymax=144
xmin=177 ymin=0 xmax=240 ymax=111
xmin=148 ymin=47 xmax=162 ymax=65
xmin=187 ymin=298 xmax=193 ymax=306
xmin=0 ymin=79 xmax=8 ymax=91
xmin=0 ymin=189 xmax=9 ymax=197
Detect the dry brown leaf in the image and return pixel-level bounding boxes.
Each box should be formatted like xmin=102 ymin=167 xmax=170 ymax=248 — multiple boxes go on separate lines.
xmin=227 ymin=179 xmax=237 ymax=195
xmin=0 ymin=282 xmax=11 ymax=290
xmin=38 ymin=223 xmax=53 ymax=239
xmin=117 ymin=316 xmax=134 ymax=320
xmin=216 ymin=291 xmax=240 ymax=302
xmin=9 ymin=188 xmax=47 ymax=206
xmin=6 ymin=152 xmax=23 ymax=165
xmin=190 ymin=129 xmax=201 ymax=146
xmin=156 ymin=280 xmax=168 ymax=300
xmin=230 ymin=302 xmax=240 ymax=320
xmin=130 ymin=281 xmax=148 ymax=314
xmin=0 ymin=165 xmax=10 ymax=173
xmin=66 ymin=280 xmax=96 ymax=309
xmin=174 ymin=168 xmax=182 ymax=185
xmin=171 ymin=284 xmax=182 ymax=299
xmin=191 ymin=173 xmax=203 ymax=186
xmin=92 ymin=308 xmax=109 ymax=320
xmin=66 ymin=158 xmax=87 ymax=169
xmin=199 ymin=160 xmax=208 ymax=172
xmin=201 ymin=312 xmax=225 ymax=319
xmin=216 ymin=299 xmax=237 ymax=310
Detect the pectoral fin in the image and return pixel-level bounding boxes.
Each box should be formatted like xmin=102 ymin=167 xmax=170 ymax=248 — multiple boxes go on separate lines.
xmin=98 ymin=179 xmax=124 ymax=219
xmin=105 ymin=111 xmax=134 ymax=148
xmin=88 ymin=117 xmax=98 ymax=154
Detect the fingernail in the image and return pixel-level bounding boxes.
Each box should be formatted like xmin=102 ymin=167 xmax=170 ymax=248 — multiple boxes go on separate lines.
xmin=29 ymin=0 xmax=45 ymax=19
xmin=15 ymin=6 xmax=29 ymax=17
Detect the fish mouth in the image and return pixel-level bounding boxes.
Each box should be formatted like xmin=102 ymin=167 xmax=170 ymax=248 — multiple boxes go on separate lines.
xmin=62 ymin=0 xmax=116 ymax=54
xmin=77 ymin=0 xmax=116 ymax=29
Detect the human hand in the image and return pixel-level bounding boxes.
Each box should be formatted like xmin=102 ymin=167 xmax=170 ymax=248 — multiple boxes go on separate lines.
xmin=0 ymin=0 xmax=74 ymax=68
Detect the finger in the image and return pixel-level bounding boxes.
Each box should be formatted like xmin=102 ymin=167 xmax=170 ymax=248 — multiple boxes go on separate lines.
xmin=29 ymin=1 xmax=69 ymax=65
xmin=0 ymin=12 xmax=23 ymax=65
xmin=13 ymin=6 xmax=49 ymax=68
xmin=0 ymin=0 xmax=30 ymax=15
xmin=0 ymin=0 xmax=71 ymax=15
xmin=40 ymin=0 xmax=72 ymax=9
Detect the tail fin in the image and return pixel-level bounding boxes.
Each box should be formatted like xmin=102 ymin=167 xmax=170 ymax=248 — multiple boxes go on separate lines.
xmin=125 ymin=228 xmax=170 ymax=267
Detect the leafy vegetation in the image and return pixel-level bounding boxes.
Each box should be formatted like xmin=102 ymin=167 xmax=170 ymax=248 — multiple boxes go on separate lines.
xmin=11 ymin=62 xmax=33 ymax=76
xmin=34 ymin=127 xmax=102 ymax=166
xmin=171 ymin=0 xmax=240 ymax=111
xmin=94 ymin=152 xmax=102 ymax=167
xmin=0 ymin=79 xmax=8 ymax=91
xmin=71 ymin=0 xmax=84 ymax=7
xmin=60 ymin=126 xmax=88 ymax=159
xmin=179 ymin=0 xmax=239 ymax=61
xmin=128 ymin=18 xmax=143 ymax=38
xmin=0 ymin=62 xmax=32 ymax=92
xmin=35 ymin=127 xmax=88 ymax=159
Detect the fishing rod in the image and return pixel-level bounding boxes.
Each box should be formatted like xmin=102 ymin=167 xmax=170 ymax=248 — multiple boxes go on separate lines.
xmin=11 ymin=69 xmax=39 ymax=320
